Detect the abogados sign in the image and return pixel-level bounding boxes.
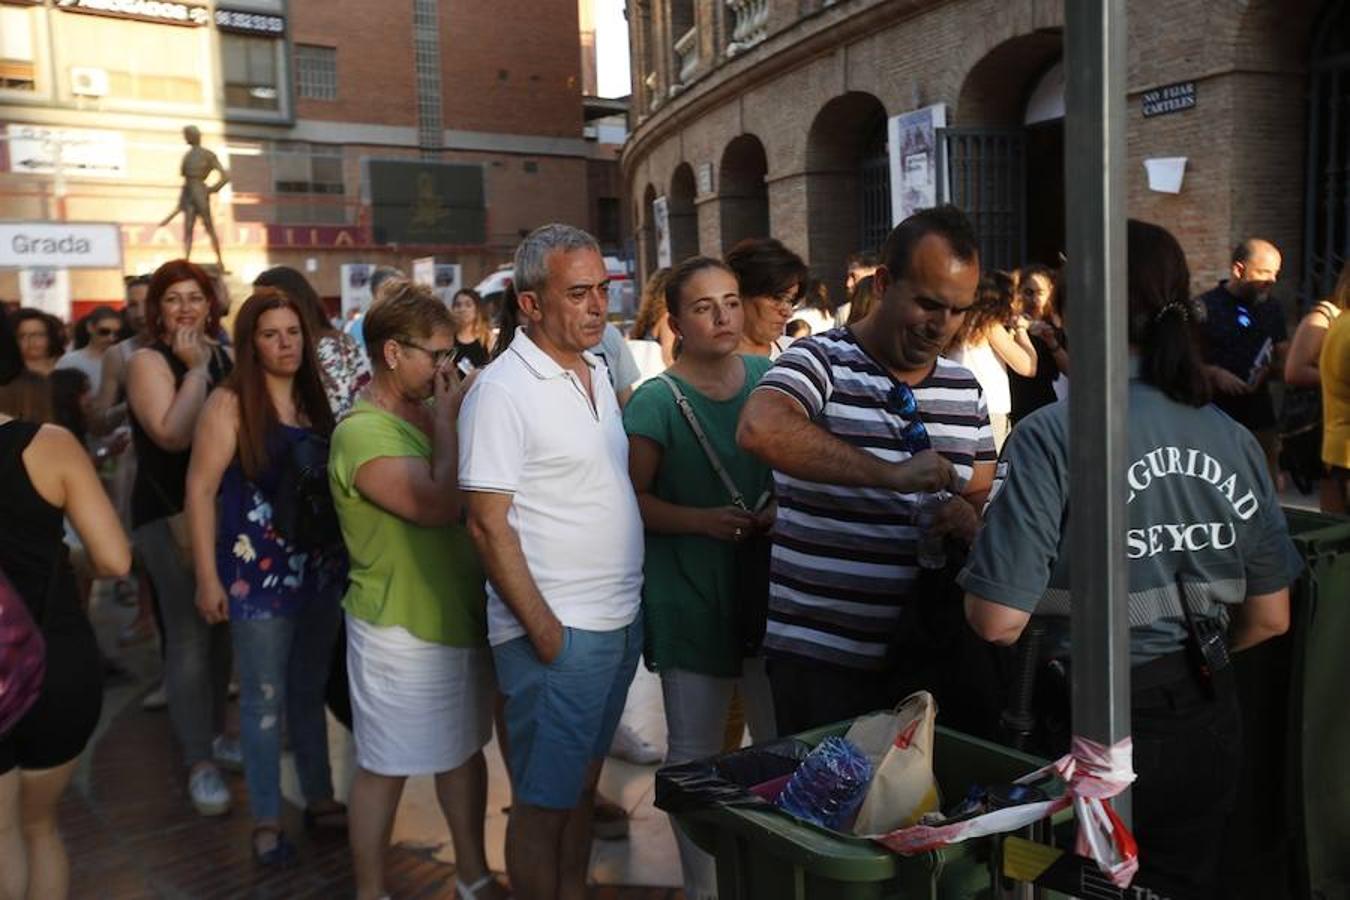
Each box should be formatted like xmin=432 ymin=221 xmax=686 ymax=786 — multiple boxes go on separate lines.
xmin=0 ymin=222 xmax=124 ymax=269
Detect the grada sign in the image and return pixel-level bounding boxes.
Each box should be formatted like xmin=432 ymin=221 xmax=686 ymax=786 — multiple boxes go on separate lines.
xmin=0 ymin=222 xmax=123 ymax=269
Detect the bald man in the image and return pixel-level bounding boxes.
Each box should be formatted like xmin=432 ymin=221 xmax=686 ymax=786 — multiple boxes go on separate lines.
xmin=1196 ymin=239 xmax=1290 ymax=481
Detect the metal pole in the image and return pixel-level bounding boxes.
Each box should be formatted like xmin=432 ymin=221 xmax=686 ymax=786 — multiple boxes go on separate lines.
xmin=1063 ymin=0 xmax=1132 ymax=826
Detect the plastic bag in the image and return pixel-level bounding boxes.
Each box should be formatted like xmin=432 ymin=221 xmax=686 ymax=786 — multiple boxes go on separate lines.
xmin=654 ymin=738 xmax=812 ymax=816
xmin=846 ymin=691 xmax=941 ymax=834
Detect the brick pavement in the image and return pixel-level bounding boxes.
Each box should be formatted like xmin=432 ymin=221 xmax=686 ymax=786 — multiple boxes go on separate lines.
xmin=59 ymin=698 xmax=681 ymax=900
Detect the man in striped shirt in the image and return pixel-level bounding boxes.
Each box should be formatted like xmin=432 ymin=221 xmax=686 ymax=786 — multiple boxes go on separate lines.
xmin=737 ymin=206 xmax=997 ymax=734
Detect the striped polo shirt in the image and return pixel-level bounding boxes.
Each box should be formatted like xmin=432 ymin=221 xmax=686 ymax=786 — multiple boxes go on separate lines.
xmin=755 ymin=328 xmax=996 ymax=671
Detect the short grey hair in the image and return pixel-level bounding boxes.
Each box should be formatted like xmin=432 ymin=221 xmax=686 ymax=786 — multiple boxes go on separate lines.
xmin=513 ymin=224 xmax=601 ymax=295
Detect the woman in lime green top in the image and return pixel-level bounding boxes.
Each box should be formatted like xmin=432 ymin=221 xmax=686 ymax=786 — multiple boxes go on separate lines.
xmin=622 ymin=256 xmax=777 ymax=900
xmin=328 ymin=281 xmax=505 ymax=900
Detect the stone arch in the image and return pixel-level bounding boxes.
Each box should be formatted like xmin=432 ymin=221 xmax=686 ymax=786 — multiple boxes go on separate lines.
xmin=953 ymin=32 xmax=1062 ymax=128
xmin=805 ymin=91 xmax=890 ymax=291
xmin=719 ymin=134 xmax=769 ymax=254
xmin=668 ymin=162 xmax=699 ymax=265
xmin=950 ymin=32 xmax=1065 ymax=267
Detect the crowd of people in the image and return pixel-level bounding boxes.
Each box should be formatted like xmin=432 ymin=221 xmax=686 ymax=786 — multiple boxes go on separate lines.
xmin=0 ymin=204 xmax=1343 ymax=900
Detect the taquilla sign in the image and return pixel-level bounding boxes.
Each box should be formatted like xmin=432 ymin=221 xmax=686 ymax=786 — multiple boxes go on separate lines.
xmin=0 ymin=222 xmax=123 ymax=269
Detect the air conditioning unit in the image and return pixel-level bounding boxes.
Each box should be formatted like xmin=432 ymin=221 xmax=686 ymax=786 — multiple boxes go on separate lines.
xmin=70 ymin=67 xmax=109 ymax=98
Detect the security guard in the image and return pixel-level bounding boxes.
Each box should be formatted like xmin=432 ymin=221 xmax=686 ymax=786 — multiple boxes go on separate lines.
xmin=959 ymin=220 xmax=1304 ymax=899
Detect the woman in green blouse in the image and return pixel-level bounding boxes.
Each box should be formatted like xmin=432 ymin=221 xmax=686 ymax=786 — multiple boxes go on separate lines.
xmin=622 ymin=256 xmax=776 ymax=900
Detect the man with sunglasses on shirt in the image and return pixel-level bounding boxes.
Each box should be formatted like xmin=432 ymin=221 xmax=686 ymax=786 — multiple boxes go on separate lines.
xmin=1195 ymin=239 xmax=1290 ymax=482
xmin=736 ymin=206 xmax=997 ymax=734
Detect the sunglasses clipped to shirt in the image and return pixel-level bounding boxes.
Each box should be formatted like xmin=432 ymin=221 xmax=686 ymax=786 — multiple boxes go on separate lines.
xmin=891 ymin=382 xmax=932 ymax=453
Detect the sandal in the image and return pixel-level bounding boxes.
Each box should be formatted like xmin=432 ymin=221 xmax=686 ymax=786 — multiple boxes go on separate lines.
xmin=251 ymin=826 xmax=298 ymax=867
xmin=455 ymin=874 xmax=506 ymax=899
xmin=303 ymin=801 xmax=348 ymax=831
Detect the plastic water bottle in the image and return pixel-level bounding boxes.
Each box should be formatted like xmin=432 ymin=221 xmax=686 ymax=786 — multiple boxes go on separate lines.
xmin=775 ymin=736 xmax=873 ymax=830
xmin=914 ymin=490 xmax=950 ymax=570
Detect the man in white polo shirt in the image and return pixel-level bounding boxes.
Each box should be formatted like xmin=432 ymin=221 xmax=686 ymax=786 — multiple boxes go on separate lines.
xmin=460 ymin=223 xmax=643 ymax=900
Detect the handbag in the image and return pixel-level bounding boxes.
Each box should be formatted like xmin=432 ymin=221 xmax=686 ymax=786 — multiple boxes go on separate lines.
xmin=0 ymin=565 xmax=49 ymax=738
xmin=657 ymin=374 xmax=771 ymax=652
xmin=271 ymin=431 xmax=341 ymax=551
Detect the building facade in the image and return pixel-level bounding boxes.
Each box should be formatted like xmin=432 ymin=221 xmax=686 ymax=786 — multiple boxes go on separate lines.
xmin=0 ymin=0 xmax=627 ymax=314
xmin=623 ymin=0 xmax=1344 ymax=304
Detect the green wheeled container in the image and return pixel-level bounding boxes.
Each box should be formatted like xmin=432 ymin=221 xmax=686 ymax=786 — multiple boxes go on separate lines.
xmin=671 ymin=721 xmax=1062 ymax=900
xmin=1221 ymin=507 xmax=1350 ymax=900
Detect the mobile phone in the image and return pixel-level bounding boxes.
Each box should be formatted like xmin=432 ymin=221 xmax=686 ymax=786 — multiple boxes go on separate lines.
xmin=457 ymin=356 xmax=475 ymax=375
xmin=1247 ymin=338 xmax=1273 ymax=385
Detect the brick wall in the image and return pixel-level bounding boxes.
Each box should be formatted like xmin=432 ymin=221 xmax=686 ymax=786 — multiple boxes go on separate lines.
xmin=290 ymin=0 xmax=417 ymax=127
xmin=442 ymin=0 xmax=583 ymax=137
xmin=625 ymin=0 xmax=1319 ymax=300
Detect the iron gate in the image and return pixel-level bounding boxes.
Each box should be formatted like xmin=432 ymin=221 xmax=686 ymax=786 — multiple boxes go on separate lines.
xmin=1303 ymin=0 xmax=1350 ymax=303
xmin=860 ymin=117 xmax=893 ymax=257
xmin=937 ymin=127 xmax=1026 ymax=272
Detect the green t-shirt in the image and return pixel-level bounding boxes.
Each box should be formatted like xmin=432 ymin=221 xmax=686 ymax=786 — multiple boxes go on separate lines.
xmin=622 ymin=355 xmax=774 ymax=676
xmin=329 ymin=399 xmax=487 ymax=647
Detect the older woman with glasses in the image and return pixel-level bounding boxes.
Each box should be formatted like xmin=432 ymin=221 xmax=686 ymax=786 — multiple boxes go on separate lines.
xmin=329 ymin=280 xmax=503 ymax=900
xmin=725 ymin=238 xmax=809 ymax=359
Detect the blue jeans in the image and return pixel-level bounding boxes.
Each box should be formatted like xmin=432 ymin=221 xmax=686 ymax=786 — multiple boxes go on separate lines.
xmin=230 ymin=596 xmax=341 ymax=821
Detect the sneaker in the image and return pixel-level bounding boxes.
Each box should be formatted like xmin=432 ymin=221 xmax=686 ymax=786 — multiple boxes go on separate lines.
xmin=141 ymin=682 xmax=167 ymax=711
xmin=608 ymin=722 xmax=664 ymax=765
xmin=211 ymin=735 xmax=244 ymax=773
xmin=188 ymin=766 xmax=231 ymax=816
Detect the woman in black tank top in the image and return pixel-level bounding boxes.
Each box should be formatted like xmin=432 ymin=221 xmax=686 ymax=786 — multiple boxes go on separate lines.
xmin=1 ymin=310 xmax=132 ymax=899
xmin=124 ymin=260 xmax=237 ymax=818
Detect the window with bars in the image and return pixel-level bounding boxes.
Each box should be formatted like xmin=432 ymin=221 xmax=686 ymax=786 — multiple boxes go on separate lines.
xmin=295 ymin=44 xmax=336 ymax=101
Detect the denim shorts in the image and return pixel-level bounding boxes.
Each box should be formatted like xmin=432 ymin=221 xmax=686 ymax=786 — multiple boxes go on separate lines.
xmin=493 ymin=613 xmax=642 ymax=810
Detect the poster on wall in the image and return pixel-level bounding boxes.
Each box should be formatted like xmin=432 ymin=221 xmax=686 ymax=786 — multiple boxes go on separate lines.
xmin=19 ymin=268 xmax=71 ymax=320
xmin=340 ymin=263 xmax=374 ymax=320
xmin=888 ymin=103 xmax=947 ymax=225
xmin=653 ymin=195 xmax=672 ymax=269
xmin=433 ymin=264 xmax=463 ymax=302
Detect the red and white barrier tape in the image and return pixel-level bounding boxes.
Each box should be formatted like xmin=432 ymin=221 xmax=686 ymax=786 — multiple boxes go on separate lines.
xmin=871 ymin=735 xmax=1139 ymax=888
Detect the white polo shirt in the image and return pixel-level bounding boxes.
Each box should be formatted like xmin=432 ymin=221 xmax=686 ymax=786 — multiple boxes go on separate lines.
xmin=458 ymin=327 xmax=644 ymax=646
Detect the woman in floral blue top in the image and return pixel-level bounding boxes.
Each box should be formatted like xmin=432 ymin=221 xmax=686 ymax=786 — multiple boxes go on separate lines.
xmin=184 ymin=287 xmax=344 ymax=865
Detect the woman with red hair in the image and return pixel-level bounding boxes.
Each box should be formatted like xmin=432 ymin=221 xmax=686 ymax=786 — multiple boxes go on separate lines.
xmin=125 ymin=259 xmax=236 ymax=817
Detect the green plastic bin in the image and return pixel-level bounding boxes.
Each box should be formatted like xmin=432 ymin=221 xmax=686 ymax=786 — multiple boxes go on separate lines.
xmin=1221 ymin=507 xmax=1350 ymax=899
xmin=1285 ymin=508 xmax=1350 ymax=899
xmin=671 ymin=721 xmax=1059 ymax=900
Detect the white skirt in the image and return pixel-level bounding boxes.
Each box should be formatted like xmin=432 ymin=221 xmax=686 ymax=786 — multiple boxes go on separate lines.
xmin=346 ymin=613 xmax=495 ymax=776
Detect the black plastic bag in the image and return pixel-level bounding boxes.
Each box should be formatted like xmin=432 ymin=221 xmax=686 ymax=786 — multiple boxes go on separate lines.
xmin=655 ymin=738 xmax=813 ymax=815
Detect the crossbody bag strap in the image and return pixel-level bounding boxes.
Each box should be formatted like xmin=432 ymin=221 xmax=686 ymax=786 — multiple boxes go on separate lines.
xmin=656 ymin=374 xmax=749 ymax=511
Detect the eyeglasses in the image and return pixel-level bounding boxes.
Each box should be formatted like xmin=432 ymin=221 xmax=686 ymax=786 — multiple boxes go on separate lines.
xmin=397 ymin=339 xmax=454 ymax=367
xmin=891 ymin=383 xmax=931 ymax=452
xmin=767 ymin=285 xmax=803 ymax=311
xmin=94 ymin=327 xmax=120 ymax=337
